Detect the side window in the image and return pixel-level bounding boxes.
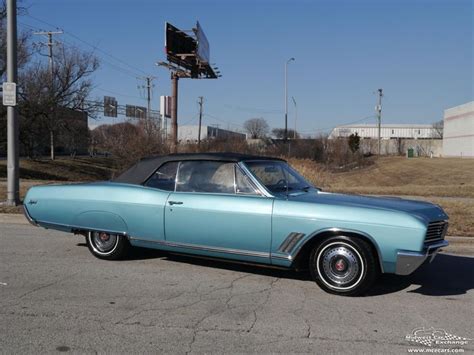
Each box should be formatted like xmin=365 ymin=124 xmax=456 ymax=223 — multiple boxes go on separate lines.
xmin=144 ymin=161 xmax=179 ymax=191
xmin=235 ymin=166 xmax=259 ymax=194
xmin=176 ymin=161 xmax=235 ymax=193
xmin=249 ymin=163 xmax=285 ymax=185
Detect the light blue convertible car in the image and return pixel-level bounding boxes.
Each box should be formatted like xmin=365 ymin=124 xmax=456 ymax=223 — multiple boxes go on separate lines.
xmin=23 ymin=153 xmax=449 ymax=295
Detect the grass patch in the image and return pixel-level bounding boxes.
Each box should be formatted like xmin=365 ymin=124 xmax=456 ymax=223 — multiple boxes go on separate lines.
xmin=290 ymin=156 xmax=474 ymax=198
xmin=0 ymin=156 xmax=118 ymax=181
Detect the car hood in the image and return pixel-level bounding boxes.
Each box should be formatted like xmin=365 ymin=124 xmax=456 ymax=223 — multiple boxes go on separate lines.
xmin=286 ymin=191 xmax=448 ymax=223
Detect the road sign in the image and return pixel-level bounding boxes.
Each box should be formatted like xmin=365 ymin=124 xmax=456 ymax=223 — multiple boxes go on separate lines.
xmin=103 ymin=96 xmax=118 ymax=117
xmin=2 ymin=82 xmax=17 ymax=106
xmin=126 ymin=104 xmax=147 ymax=119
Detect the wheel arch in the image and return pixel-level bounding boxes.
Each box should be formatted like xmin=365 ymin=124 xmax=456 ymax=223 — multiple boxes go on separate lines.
xmin=71 ymin=210 xmax=129 ymax=236
xmin=291 ymin=228 xmax=384 ymax=273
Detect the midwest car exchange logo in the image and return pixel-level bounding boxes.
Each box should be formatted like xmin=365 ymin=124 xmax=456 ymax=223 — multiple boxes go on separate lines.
xmin=406 ymin=327 xmax=471 ymax=349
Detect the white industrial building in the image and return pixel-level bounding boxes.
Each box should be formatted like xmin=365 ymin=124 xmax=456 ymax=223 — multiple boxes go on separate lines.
xmin=178 ymin=125 xmax=246 ymax=143
xmin=329 ymin=124 xmax=440 ymax=140
xmin=442 ymin=101 xmax=474 ymax=157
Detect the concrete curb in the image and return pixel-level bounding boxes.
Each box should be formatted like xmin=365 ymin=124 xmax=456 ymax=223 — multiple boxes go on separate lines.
xmin=0 ymin=213 xmax=27 ymax=225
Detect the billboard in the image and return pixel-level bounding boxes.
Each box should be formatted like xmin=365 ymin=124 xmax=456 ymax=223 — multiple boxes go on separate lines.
xmin=103 ymin=96 xmax=117 ymax=117
xmin=195 ymin=21 xmax=210 ymax=63
xmin=164 ymin=21 xmax=218 ymax=79
xmin=160 ymin=95 xmax=172 ymax=118
xmin=165 ymin=22 xmax=196 ymax=71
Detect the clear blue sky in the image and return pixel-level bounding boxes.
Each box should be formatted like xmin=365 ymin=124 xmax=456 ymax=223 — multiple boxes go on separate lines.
xmin=21 ymin=0 xmax=473 ymax=135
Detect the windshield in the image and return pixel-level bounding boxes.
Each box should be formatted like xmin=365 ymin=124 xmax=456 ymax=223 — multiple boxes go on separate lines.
xmin=244 ymin=161 xmax=314 ymax=194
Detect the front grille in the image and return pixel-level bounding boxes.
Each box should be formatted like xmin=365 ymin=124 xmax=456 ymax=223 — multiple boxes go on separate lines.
xmin=425 ymin=220 xmax=448 ymax=244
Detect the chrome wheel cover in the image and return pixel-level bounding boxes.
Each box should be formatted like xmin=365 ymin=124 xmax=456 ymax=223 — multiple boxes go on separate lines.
xmin=90 ymin=231 xmax=119 ymax=255
xmin=316 ymin=241 xmax=365 ymax=290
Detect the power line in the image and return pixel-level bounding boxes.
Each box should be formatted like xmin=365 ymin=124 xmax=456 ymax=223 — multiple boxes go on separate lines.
xmin=95 ymin=87 xmax=144 ymax=101
xmin=60 ymin=39 xmax=142 ymax=79
xmin=25 ymin=14 xmax=151 ymax=77
xmin=298 ymin=115 xmax=376 ymax=133
xmin=21 ymin=21 xmax=147 ymax=80
xmin=203 ymin=113 xmax=244 ymax=128
xmin=181 ymin=113 xmax=199 ymax=126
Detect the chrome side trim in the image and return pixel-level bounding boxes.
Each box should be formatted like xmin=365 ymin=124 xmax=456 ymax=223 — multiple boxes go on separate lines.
xmin=32 ymin=219 xmax=127 ymax=237
xmin=128 ymin=237 xmax=270 ymax=259
xmin=22 ymin=205 xmax=38 ymax=227
xmin=288 ymin=227 xmax=385 ymax=273
xmin=278 ymin=232 xmax=305 ymax=253
xmin=395 ymin=240 xmax=448 ymax=275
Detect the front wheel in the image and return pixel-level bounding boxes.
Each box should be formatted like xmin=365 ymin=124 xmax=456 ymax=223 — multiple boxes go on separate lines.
xmin=309 ymin=236 xmax=378 ymax=296
xmin=86 ymin=231 xmax=130 ymax=260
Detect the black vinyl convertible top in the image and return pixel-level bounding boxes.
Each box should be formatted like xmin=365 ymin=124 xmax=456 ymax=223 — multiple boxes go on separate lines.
xmin=114 ymin=152 xmax=285 ymax=185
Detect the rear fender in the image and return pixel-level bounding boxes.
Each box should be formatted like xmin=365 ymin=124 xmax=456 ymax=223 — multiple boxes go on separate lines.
xmin=71 ymin=211 xmax=128 ymax=235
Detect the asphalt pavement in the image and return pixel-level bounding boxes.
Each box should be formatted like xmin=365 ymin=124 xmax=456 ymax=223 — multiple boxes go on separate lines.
xmin=1 ymin=220 xmax=473 ymax=354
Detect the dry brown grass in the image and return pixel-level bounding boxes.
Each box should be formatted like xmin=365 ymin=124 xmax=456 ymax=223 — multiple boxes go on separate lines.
xmin=289 ymin=157 xmax=473 ymax=237
xmin=428 ymin=198 xmax=474 ymax=237
xmin=289 ymin=156 xmax=474 ymax=198
xmin=0 ymin=156 xmax=118 ymax=181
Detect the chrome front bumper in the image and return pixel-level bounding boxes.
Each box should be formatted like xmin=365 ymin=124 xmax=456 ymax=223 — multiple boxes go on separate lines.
xmin=395 ymin=240 xmax=449 ymax=275
xmin=22 ymin=205 xmax=38 ymax=227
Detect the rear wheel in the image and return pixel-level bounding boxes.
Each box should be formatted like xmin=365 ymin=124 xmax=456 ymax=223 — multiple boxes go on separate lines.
xmin=309 ymin=236 xmax=378 ymax=296
xmin=86 ymin=231 xmax=130 ymax=260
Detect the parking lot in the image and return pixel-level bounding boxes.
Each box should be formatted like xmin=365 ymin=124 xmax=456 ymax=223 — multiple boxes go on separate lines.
xmin=1 ymin=220 xmax=473 ymax=354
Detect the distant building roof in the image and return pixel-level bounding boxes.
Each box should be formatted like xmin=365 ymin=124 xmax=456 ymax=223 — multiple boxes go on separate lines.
xmin=336 ymin=123 xmax=434 ymax=128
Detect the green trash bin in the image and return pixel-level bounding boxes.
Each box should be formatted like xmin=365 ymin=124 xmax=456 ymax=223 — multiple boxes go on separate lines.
xmin=407 ymin=148 xmax=414 ymax=158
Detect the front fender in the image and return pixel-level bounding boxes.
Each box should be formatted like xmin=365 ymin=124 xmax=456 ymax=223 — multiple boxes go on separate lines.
xmin=271 ymin=227 xmax=385 ymax=272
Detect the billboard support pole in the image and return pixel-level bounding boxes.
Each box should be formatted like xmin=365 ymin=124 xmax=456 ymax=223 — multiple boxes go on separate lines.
xmin=171 ymin=73 xmax=179 ymax=153
xmin=6 ymin=0 xmax=20 ymax=206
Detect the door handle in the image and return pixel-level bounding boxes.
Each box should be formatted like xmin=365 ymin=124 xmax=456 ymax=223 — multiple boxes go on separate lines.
xmin=168 ymin=201 xmax=183 ymax=205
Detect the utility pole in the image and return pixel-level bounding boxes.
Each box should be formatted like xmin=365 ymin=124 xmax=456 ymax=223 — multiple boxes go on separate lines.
xmin=197 ymin=96 xmax=204 ymax=146
xmin=138 ymin=76 xmax=156 ymax=134
xmin=138 ymin=76 xmax=156 ymax=121
xmin=34 ymin=30 xmax=63 ymax=160
xmin=291 ymin=96 xmax=297 ymax=139
xmin=170 ymin=72 xmax=179 ymax=153
xmin=376 ymin=88 xmax=383 ymax=155
xmin=5 ymin=0 xmax=19 ymax=205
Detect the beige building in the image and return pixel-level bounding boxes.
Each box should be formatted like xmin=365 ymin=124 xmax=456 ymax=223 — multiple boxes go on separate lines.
xmin=443 ymin=101 xmax=474 ymax=157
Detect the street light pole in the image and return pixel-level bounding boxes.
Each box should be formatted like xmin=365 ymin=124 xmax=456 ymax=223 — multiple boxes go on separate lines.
xmin=284 ymin=57 xmax=295 ymax=141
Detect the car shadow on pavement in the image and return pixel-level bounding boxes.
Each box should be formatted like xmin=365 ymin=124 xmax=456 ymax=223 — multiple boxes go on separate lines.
xmin=368 ymin=253 xmax=474 ymax=297
xmin=91 ymin=245 xmax=473 ymax=297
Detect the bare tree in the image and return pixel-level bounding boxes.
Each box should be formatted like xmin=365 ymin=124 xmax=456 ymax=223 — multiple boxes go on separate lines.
xmin=18 ymin=45 xmax=99 ymax=159
xmin=243 ymin=118 xmax=269 ymax=139
xmin=272 ymin=128 xmax=299 ymax=139
xmin=432 ymin=120 xmax=443 ymax=138
xmin=91 ymin=120 xmax=166 ymax=170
